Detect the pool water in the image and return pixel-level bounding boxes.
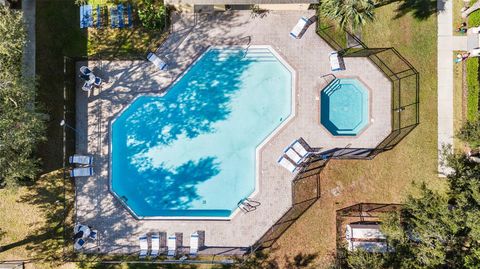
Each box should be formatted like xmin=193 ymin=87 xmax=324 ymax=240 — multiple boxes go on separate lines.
xmin=320 ymin=78 xmax=369 ymax=136
xmin=111 ymin=47 xmax=292 ymax=218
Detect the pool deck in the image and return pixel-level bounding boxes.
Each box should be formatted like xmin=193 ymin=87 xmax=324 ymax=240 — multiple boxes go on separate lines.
xmin=75 ymin=10 xmax=391 ymax=254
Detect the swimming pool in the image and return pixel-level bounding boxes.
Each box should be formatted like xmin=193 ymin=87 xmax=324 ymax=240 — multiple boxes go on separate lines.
xmin=110 ymin=46 xmax=293 ymax=219
xmin=320 ymin=78 xmax=369 ymax=136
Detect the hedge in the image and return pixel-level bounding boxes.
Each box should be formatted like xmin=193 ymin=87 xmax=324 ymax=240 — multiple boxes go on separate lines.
xmin=466 ymin=57 xmax=480 ymax=121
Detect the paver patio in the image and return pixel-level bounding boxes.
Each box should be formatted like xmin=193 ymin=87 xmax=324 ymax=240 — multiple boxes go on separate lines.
xmin=75 ymin=10 xmax=391 ymax=254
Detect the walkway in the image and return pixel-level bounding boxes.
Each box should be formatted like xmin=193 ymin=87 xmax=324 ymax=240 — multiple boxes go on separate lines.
xmin=437 ymin=0 xmax=467 ymax=176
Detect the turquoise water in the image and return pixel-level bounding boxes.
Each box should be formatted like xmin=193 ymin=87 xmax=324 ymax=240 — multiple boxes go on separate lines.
xmin=320 ymin=79 xmax=369 ymax=136
xmin=111 ymin=47 xmax=292 ymax=218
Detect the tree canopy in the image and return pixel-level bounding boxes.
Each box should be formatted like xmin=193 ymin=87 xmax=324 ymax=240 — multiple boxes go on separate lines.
xmin=319 ymin=0 xmax=376 ymax=31
xmin=0 ymin=6 xmax=45 ymax=187
xmin=343 ymin=152 xmax=480 ymax=268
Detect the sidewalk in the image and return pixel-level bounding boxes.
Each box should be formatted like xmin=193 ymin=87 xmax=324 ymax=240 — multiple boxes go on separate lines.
xmin=437 ymin=0 xmax=466 ymax=176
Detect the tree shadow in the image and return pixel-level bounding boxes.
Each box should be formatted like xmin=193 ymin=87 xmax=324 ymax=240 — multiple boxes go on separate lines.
xmin=216 ymin=250 xmax=318 ymax=269
xmin=393 ymin=0 xmax=437 ymax=20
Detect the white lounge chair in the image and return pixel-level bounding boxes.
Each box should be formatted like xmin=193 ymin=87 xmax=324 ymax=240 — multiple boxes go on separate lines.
xmin=69 ymin=154 xmax=93 ymax=166
xmin=70 ymin=167 xmax=93 ymax=177
xmin=88 ymin=229 xmax=98 ymax=240
xmin=74 ymin=238 xmax=86 ymax=250
xmin=147 ymin=52 xmax=168 ymax=70
xmin=80 ymin=66 xmax=92 ymax=76
xmin=150 ymin=233 xmax=160 ymax=258
xmin=291 ymin=140 xmax=312 ymax=159
xmin=167 ymin=234 xmax=176 ymax=258
xmin=277 ymin=156 xmax=297 ymax=173
xmin=139 ymin=234 xmax=149 ymax=259
xmin=190 ymin=232 xmax=199 ymax=256
xmin=285 ymin=147 xmax=302 ymax=164
xmin=290 ymin=17 xmax=310 ymax=39
xmin=330 ymin=51 xmax=344 ymax=71
xmin=82 ymin=81 xmax=94 ymax=92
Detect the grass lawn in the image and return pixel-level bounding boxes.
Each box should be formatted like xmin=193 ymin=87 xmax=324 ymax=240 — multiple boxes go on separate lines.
xmin=453 ymin=0 xmax=467 ymax=35
xmin=453 ymin=51 xmax=466 ymax=150
xmin=269 ymin=3 xmax=441 ymax=268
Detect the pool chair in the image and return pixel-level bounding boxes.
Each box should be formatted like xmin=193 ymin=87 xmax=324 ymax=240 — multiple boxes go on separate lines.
xmin=290 ymin=17 xmax=310 ymax=39
xmin=150 ymin=233 xmax=160 ymax=258
xmin=69 ymin=154 xmax=93 ymax=166
xmin=147 ymin=52 xmax=168 ymax=71
xmin=190 ymin=232 xmax=199 ymax=256
xmin=74 ymin=238 xmax=86 ymax=250
xmin=110 ymin=7 xmax=119 ymax=28
xmin=330 ymin=51 xmax=344 ymax=71
xmin=139 ymin=234 xmax=149 ymax=259
xmin=167 ymin=234 xmax=177 ymax=258
xmin=80 ymin=5 xmax=93 ymax=28
xmin=80 ymin=66 xmax=92 ymax=76
xmin=70 ymin=167 xmax=94 ymax=177
xmin=284 ymin=147 xmax=302 ymax=164
xmin=89 ymin=229 xmax=98 ymax=240
xmin=127 ymin=4 xmax=133 ymax=27
xmin=82 ymin=81 xmax=94 ymax=92
xmin=291 ymin=140 xmax=313 ymax=159
xmin=94 ymin=77 xmax=102 ymax=86
xmin=118 ymin=4 xmax=125 ymax=28
xmin=277 ymin=156 xmax=297 ymax=173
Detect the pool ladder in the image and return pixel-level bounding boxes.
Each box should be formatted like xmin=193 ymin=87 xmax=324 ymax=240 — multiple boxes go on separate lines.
xmin=323 ymin=79 xmax=341 ymax=95
xmin=237 ymin=198 xmax=261 ymax=213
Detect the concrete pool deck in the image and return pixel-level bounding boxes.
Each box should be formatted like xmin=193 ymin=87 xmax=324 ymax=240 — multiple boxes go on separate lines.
xmin=75 ymin=10 xmax=391 ymax=254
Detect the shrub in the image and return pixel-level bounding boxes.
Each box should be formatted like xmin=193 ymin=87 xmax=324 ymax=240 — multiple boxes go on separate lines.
xmin=466 ymin=58 xmax=480 ymax=122
xmin=457 ymin=119 xmax=480 ymax=148
xmin=137 ymin=0 xmax=167 ymax=30
xmin=469 ymin=10 xmax=480 ymax=27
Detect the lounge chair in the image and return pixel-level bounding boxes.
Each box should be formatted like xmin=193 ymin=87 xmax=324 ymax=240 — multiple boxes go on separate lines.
xmin=94 ymin=77 xmax=102 ymax=86
xmin=70 ymin=167 xmax=94 ymax=177
xmin=80 ymin=5 xmax=93 ymax=28
xmin=150 ymin=233 xmax=160 ymax=258
xmin=167 ymin=234 xmax=176 ymax=258
xmin=190 ymin=232 xmax=199 ymax=256
xmin=277 ymin=156 xmax=297 ymax=173
xmin=285 ymin=147 xmax=302 ymax=164
xmin=96 ymin=5 xmax=102 ymax=28
xmin=127 ymin=4 xmax=133 ymax=27
xmin=89 ymin=229 xmax=98 ymax=240
xmin=118 ymin=4 xmax=125 ymax=28
xmin=291 ymin=140 xmax=312 ymax=159
xmin=110 ymin=7 xmax=119 ymax=28
xmin=147 ymin=52 xmax=168 ymax=71
xmin=74 ymin=238 xmax=86 ymax=250
xmin=80 ymin=66 xmax=92 ymax=76
xmin=330 ymin=51 xmax=344 ymax=71
xmin=69 ymin=154 xmax=93 ymax=166
xmin=82 ymin=81 xmax=94 ymax=92
xmin=290 ymin=17 xmax=310 ymax=39
xmin=139 ymin=234 xmax=149 ymax=259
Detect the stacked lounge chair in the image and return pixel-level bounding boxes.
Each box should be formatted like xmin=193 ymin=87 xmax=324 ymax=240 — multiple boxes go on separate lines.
xmin=70 ymin=167 xmax=94 ymax=177
xmin=167 ymin=234 xmax=177 ymax=258
xmin=69 ymin=154 xmax=93 ymax=166
xmin=139 ymin=234 xmax=149 ymax=259
xmin=278 ymin=139 xmax=314 ymax=173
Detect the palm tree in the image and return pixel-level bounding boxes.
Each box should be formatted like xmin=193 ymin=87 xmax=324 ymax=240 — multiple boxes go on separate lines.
xmin=319 ymin=0 xmax=376 ymax=31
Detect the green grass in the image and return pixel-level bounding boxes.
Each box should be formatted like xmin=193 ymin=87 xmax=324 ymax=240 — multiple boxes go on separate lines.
xmin=453 ymin=0 xmax=467 ymax=35
xmin=466 ymin=57 xmax=479 ymax=121
xmin=270 ymin=3 xmax=440 ymax=268
xmin=469 ymin=10 xmax=480 ymax=26
xmin=453 ymin=51 xmax=466 ymax=149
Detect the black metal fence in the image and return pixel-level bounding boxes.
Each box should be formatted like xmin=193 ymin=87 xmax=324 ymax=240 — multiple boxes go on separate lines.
xmin=317 ymin=22 xmax=420 ymax=160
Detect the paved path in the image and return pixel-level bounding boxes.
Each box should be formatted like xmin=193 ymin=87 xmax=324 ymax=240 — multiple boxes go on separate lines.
xmin=22 ymin=0 xmax=35 ymax=79
xmin=437 ymin=0 xmax=467 ymax=176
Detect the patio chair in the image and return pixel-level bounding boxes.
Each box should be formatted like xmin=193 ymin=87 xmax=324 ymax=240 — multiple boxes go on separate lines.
xmin=150 ymin=233 xmax=160 ymax=258
xmin=74 ymin=238 xmax=86 ymax=250
xmin=82 ymin=81 xmax=94 ymax=92
xmin=330 ymin=51 xmax=344 ymax=71
xmin=277 ymin=156 xmax=297 ymax=173
xmin=167 ymin=234 xmax=176 ymax=258
xmin=89 ymin=229 xmax=98 ymax=240
xmin=147 ymin=52 xmax=168 ymax=71
xmin=139 ymin=234 xmax=149 ymax=259
xmin=69 ymin=154 xmax=93 ymax=166
xmin=80 ymin=66 xmax=92 ymax=76
xmin=290 ymin=17 xmax=310 ymax=39
xmin=80 ymin=5 xmax=93 ymax=28
xmin=127 ymin=4 xmax=133 ymax=27
xmin=94 ymin=77 xmax=102 ymax=86
xmin=118 ymin=4 xmax=125 ymax=28
xmin=284 ymin=147 xmax=302 ymax=164
xmin=189 ymin=232 xmax=199 ymax=256
xmin=70 ymin=167 xmax=94 ymax=177
xmin=291 ymin=140 xmax=313 ymax=159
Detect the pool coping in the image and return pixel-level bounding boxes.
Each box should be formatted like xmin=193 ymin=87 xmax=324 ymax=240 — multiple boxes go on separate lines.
xmin=107 ymin=45 xmax=297 ymax=221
